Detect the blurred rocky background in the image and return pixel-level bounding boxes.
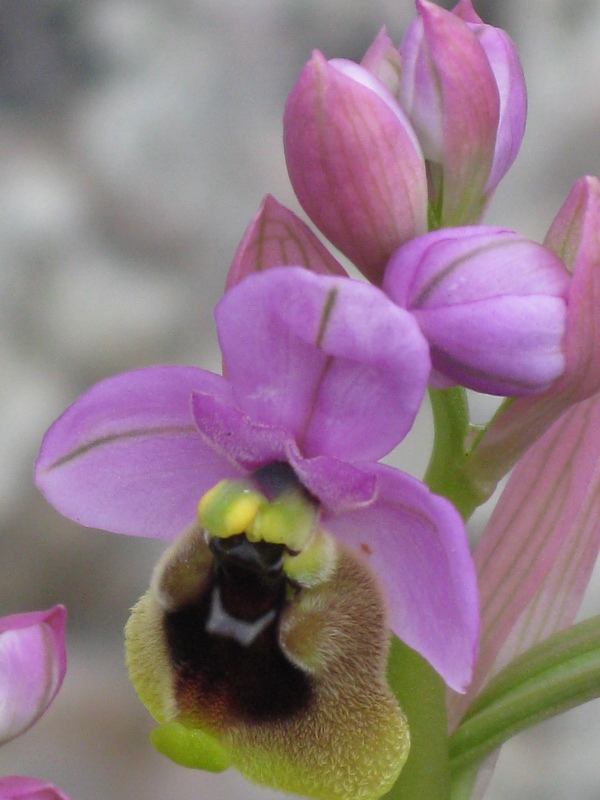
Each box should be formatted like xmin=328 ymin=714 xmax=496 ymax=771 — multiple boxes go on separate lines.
xmin=0 ymin=1 xmax=599 ymax=798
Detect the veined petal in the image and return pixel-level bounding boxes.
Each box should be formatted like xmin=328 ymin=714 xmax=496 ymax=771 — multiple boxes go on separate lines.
xmin=384 ymin=227 xmax=569 ymax=395
xmin=0 ymin=607 xmax=66 ymax=746
xmin=325 ymin=463 xmax=479 ymax=692
xmin=452 ymin=0 xmax=527 ymax=193
xmin=360 ymin=27 xmax=402 ymax=96
xmin=462 ymin=177 xmax=600 ymax=484
xmin=224 ymin=195 xmax=347 ymax=290
xmin=0 ymin=777 xmax=71 ymax=800
xmin=476 ymin=26 xmax=526 ymax=193
xmin=448 ymin=393 xmax=600 ymax=727
xmin=35 ymin=367 xmax=242 ymax=539
xmin=546 ymin=175 xmax=600 ymax=399
xmin=284 ymin=50 xmax=427 ymax=284
xmin=216 ymin=268 xmax=430 ymax=462
xmin=399 ymin=0 xmax=499 ymax=225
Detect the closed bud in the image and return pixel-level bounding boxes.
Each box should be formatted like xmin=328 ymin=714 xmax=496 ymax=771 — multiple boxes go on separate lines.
xmin=284 ymin=50 xmax=427 ymax=285
xmin=398 ymin=0 xmax=525 ymax=226
xmin=383 ymin=226 xmax=569 ymax=395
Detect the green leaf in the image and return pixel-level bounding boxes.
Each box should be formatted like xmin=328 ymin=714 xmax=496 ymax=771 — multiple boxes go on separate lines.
xmin=382 ymin=636 xmax=451 ymax=800
xmin=449 ymin=614 xmax=600 ymax=774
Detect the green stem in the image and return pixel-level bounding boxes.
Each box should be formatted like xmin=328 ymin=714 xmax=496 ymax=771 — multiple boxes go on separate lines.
xmin=424 ymin=387 xmax=484 ymax=521
xmin=383 ymin=636 xmax=451 ymax=800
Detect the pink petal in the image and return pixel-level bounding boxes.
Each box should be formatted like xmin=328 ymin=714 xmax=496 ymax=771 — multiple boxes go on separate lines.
xmin=35 ymin=367 xmax=243 ymax=539
xmin=190 ymin=393 xmax=377 ymax=511
xmin=462 ymin=177 xmax=600 ymax=482
xmin=190 ymin=390 xmax=289 ymax=468
xmin=286 ymin=446 xmax=377 ymax=512
xmin=415 ymin=296 xmax=567 ymax=396
xmin=384 ymin=227 xmax=569 ymax=395
xmin=475 ymin=25 xmax=526 ymax=193
xmin=448 ymin=392 xmax=600 ymax=727
xmin=284 ymin=50 xmax=427 ymax=284
xmin=360 ymin=27 xmax=402 ymax=96
xmin=399 ymin=0 xmax=499 ymax=225
xmin=451 ymin=0 xmax=482 ymax=23
xmin=452 ymin=0 xmax=527 ymax=193
xmin=0 ymin=607 xmax=66 ymax=745
xmin=546 ymin=176 xmax=600 ymax=399
xmin=224 ymin=195 xmax=347 ymax=291
xmin=325 ymin=463 xmax=479 ymax=692
xmin=216 ymin=268 xmax=430 ymax=462
xmin=0 ymin=777 xmax=71 ymax=800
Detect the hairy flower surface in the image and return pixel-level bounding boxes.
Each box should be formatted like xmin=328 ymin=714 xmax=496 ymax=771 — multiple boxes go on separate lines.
xmin=383 ymin=226 xmax=570 ymax=395
xmin=35 ymin=268 xmax=478 ymax=692
xmin=126 ymin=473 xmax=410 ymax=800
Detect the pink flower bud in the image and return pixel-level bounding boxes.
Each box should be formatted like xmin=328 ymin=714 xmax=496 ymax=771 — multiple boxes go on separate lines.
xmin=0 ymin=777 xmax=71 ymax=800
xmin=225 ymin=195 xmax=347 ymax=291
xmin=360 ymin=27 xmax=402 ymax=97
xmin=383 ymin=226 xmax=569 ymax=395
xmin=0 ymin=607 xmax=67 ymax=746
xmin=398 ymin=0 xmax=526 ymax=224
xmin=284 ymin=50 xmax=427 ymax=285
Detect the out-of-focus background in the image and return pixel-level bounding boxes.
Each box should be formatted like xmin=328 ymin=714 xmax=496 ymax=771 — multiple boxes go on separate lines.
xmin=1 ymin=1 xmax=599 ymax=798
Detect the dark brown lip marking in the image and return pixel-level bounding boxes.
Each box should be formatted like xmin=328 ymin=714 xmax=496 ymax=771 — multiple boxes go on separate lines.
xmin=165 ymin=532 xmax=313 ymax=724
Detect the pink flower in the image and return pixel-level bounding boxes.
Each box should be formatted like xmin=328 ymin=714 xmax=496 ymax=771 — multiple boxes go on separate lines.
xmin=0 ymin=607 xmax=71 ymax=800
xmin=35 ymin=268 xmax=479 ymax=691
xmin=0 ymin=607 xmax=66 ymax=746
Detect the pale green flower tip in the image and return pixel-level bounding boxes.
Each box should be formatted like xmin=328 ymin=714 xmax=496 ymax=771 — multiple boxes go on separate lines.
xmin=150 ymin=721 xmax=231 ymax=773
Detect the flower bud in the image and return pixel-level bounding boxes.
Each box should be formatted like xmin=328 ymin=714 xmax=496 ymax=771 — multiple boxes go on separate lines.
xmin=0 ymin=606 xmax=67 ymax=746
xmin=398 ymin=0 xmax=525 ymax=225
xmin=543 ymin=175 xmax=600 ymax=400
xmin=284 ymin=50 xmax=427 ymax=284
xmin=383 ymin=226 xmax=569 ymax=395
xmin=360 ymin=27 xmax=402 ymax=97
xmin=225 ymin=195 xmax=347 ymax=291
xmin=0 ymin=777 xmax=71 ymax=800
xmin=126 ymin=464 xmax=409 ymax=800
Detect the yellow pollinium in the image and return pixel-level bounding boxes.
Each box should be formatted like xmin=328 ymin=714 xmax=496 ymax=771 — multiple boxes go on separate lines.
xmin=197 ymin=480 xmax=266 ymax=539
xmin=197 ymin=477 xmax=318 ymax=558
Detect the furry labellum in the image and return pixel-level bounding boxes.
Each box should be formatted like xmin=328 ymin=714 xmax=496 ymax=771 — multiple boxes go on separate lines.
xmin=125 ymin=463 xmax=409 ymax=800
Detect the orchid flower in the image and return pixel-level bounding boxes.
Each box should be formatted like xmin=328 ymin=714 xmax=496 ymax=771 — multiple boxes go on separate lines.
xmin=0 ymin=607 xmax=71 ymax=800
xmin=35 ymin=267 xmax=479 ymax=798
